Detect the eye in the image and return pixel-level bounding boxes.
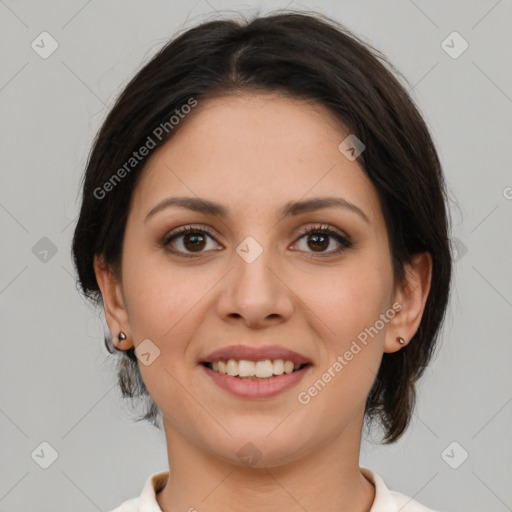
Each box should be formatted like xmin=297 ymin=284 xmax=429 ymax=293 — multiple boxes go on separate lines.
xmin=160 ymin=223 xmax=352 ymax=259
xmin=291 ymin=224 xmax=352 ymax=256
xmin=161 ymin=225 xmax=222 ymax=258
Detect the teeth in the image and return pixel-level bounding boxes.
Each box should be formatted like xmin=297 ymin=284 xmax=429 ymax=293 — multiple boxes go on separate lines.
xmin=284 ymin=360 xmax=294 ymax=374
xmin=255 ymin=360 xmax=273 ymax=378
xmin=209 ymin=358 xmax=304 ymax=378
xmin=239 ymin=360 xmax=255 ymax=377
xmin=273 ymin=359 xmax=284 ymax=375
xmin=226 ymin=359 xmax=238 ymax=376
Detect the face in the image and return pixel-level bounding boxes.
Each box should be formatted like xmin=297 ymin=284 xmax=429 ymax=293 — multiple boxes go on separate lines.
xmin=95 ymin=92 xmax=429 ymax=467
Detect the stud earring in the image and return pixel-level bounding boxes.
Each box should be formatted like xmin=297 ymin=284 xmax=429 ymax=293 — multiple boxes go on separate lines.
xmin=104 ymin=331 xmax=125 ymax=354
xmin=398 ymin=337 xmax=405 ymax=345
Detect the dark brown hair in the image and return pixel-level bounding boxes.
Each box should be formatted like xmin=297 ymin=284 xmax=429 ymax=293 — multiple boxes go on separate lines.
xmin=72 ymin=9 xmax=453 ymax=444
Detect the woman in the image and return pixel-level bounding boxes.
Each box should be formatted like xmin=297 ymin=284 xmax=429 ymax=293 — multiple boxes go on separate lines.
xmin=72 ymin=10 xmax=452 ymax=512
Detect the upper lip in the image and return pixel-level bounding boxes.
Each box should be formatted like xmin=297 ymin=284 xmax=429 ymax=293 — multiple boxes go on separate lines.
xmin=201 ymin=345 xmax=312 ymax=365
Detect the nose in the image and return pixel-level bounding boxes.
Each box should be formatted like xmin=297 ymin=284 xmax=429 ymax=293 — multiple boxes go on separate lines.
xmin=215 ymin=243 xmax=294 ymax=329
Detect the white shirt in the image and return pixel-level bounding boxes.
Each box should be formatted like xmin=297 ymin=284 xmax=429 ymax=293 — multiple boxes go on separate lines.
xmin=108 ymin=467 xmax=442 ymax=512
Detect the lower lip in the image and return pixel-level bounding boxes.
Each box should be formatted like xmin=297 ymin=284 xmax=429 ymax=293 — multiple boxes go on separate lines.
xmin=202 ymin=364 xmax=311 ymax=399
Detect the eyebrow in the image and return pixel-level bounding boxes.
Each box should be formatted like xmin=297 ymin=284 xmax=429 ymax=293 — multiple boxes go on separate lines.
xmin=144 ymin=196 xmax=370 ymax=224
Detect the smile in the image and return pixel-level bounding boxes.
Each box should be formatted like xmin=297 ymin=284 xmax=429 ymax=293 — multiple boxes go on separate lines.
xmin=201 ymin=361 xmax=312 ymax=399
xmin=200 ymin=344 xmax=313 ymax=398
xmin=203 ymin=359 xmax=307 ymax=379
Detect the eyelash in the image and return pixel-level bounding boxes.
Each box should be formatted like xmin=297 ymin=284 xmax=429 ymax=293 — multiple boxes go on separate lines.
xmin=160 ymin=224 xmax=353 ymax=259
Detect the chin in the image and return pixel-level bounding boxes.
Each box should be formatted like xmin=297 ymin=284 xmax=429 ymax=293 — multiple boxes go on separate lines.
xmin=203 ymin=425 xmax=310 ymax=469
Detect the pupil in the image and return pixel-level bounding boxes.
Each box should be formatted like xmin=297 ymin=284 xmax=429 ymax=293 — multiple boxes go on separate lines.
xmin=309 ymin=234 xmax=327 ymax=251
xmin=185 ymin=233 xmax=205 ymax=251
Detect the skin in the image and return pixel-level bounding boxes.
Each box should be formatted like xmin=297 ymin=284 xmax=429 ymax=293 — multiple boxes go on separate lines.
xmin=94 ymin=92 xmax=432 ymax=512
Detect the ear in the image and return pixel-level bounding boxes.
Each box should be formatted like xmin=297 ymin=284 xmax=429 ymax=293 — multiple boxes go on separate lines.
xmin=384 ymin=252 xmax=432 ymax=353
xmin=93 ymin=254 xmax=134 ymax=351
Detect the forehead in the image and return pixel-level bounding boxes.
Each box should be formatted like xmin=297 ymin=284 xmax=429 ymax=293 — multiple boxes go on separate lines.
xmin=130 ymin=93 xmax=382 ymax=226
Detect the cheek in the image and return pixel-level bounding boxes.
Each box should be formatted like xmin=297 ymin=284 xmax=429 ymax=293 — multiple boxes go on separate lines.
xmin=299 ymin=266 xmax=391 ymax=418
xmin=308 ymin=261 xmax=392 ymax=344
xmin=122 ymin=255 xmax=208 ymax=418
xmin=121 ymin=240 xmax=206 ymax=340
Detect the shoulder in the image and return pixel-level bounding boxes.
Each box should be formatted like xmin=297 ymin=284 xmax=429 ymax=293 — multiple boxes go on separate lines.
xmin=388 ymin=489 xmax=442 ymax=512
xmin=360 ymin=467 xmax=443 ymax=512
xmin=106 ymin=470 xmax=169 ymax=512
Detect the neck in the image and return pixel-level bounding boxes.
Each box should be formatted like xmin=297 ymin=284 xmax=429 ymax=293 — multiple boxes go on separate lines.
xmin=155 ymin=418 xmax=375 ymax=512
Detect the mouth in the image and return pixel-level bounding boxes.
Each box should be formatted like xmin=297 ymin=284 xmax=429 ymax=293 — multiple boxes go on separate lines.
xmin=201 ymin=359 xmax=311 ymax=380
xmin=199 ymin=345 xmax=313 ymax=398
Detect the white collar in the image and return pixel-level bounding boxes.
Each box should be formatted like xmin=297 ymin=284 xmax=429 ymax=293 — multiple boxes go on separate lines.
xmin=125 ymin=466 xmax=438 ymax=512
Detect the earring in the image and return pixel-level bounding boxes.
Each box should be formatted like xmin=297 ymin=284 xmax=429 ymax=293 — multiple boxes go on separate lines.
xmin=105 ymin=331 xmax=127 ymax=354
xmin=398 ymin=337 xmax=405 ymax=345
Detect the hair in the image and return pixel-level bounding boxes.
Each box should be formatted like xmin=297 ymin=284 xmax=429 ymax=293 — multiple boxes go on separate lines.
xmin=71 ymin=9 xmax=453 ymax=444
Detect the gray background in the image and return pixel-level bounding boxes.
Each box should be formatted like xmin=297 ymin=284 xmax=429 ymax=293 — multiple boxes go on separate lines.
xmin=1 ymin=0 xmax=511 ymax=511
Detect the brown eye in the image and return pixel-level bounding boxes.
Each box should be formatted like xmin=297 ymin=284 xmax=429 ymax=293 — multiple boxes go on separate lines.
xmin=306 ymin=232 xmax=329 ymax=252
xmin=181 ymin=232 xmax=207 ymax=252
xmin=162 ymin=225 xmax=222 ymax=258
xmin=292 ymin=225 xmax=352 ymax=256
